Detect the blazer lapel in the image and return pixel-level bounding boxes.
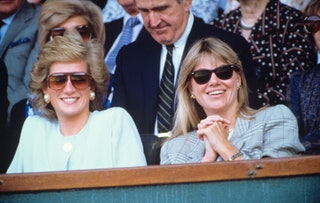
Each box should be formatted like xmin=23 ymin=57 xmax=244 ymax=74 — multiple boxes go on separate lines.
xmin=229 ymin=117 xmax=249 ymax=151
xmin=141 ymin=33 xmax=162 ymax=116
xmin=0 ymin=3 xmax=35 ymax=56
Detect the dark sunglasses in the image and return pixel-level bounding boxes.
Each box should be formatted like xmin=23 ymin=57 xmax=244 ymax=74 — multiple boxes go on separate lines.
xmin=47 ymin=25 xmax=92 ymax=42
xmin=47 ymin=72 xmax=92 ymax=90
xmin=304 ymin=15 xmax=320 ymax=33
xmin=190 ymin=64 xmax=240 ymax=85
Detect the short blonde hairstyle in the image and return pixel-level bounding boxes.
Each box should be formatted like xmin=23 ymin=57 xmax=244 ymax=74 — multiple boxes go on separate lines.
xmin=30 ymin=32 xmax=109 ymax=121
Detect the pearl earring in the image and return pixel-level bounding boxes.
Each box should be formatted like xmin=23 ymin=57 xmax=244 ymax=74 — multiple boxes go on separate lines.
xmin=89 ymin=91 xmax=95 ymax=101
xmin=190 ymin=94 xmax=195 ymax=99
xmin=44 ymin=93 xmax=50 ymax=104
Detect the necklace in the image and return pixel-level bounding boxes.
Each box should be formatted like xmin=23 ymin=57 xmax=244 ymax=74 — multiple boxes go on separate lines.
xmin=240 ymin=18 xmax=255 ymax=30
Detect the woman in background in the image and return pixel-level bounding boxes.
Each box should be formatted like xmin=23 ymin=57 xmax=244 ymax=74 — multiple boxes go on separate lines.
xmin=214 ymin=0 xmax=316 ymax=106
xmin=38 ymin=0 xmax=105 ymax=49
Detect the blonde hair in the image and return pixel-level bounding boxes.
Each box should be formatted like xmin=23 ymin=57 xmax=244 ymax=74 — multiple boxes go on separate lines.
xmin=38 ymin=0 xmax=105 ymax=49
xmin=30 ymin=32 xmax=109 ymax=121
xmin=171 ymin=37 xmax=256 ymax=138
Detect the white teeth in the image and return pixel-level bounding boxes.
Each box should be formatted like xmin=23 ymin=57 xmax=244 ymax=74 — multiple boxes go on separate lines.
xmin=62 ymin=98 xmax=77 ymax=103
xmin=208 ymin=90 xmax=224 ymax=95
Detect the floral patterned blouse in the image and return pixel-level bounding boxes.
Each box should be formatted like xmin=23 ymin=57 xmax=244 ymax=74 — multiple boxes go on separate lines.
xmin=286 ymin=64 xmax=320 ymax=155
xmin=214 ymin=0 xmax=316 ymax=106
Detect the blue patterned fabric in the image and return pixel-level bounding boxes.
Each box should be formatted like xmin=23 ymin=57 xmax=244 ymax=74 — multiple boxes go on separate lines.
xmin=191 ymin=0 xmax=220 ymax=24
xmin=106 ymin=17 xmax=139 ymax=73
xmin=102 ymin=0 xmax=125 ymax=23
xmin=287 ymin=64 xmax=320 ymax=154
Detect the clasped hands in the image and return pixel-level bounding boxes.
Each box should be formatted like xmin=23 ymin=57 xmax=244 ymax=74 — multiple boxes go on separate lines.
xmin=197 ymin=115 xmax=240 ymax=162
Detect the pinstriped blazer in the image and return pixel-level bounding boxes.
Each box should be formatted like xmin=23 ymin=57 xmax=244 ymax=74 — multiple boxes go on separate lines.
xmin=160 ymin=104 xmax=305 ymax=164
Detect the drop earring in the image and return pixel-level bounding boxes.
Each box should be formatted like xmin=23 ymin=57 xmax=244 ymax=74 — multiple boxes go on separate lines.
xmin=90 ymin=91 xmax=96 ymax=101
xmin=44 ymin=93 xmax=50 ymax=104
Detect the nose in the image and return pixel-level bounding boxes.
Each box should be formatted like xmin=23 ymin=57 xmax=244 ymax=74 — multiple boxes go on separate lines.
xmin=63 ymin=76 xmax=76 ymax=92
xmin=148 ymin=11 xmax=161 ymax=28
xmin=208 ymin=72 xmax=219 ymax=85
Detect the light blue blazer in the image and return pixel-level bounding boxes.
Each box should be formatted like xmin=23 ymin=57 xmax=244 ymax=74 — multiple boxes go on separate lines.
xmin=160 ymin=104 xmax=305 ymax=164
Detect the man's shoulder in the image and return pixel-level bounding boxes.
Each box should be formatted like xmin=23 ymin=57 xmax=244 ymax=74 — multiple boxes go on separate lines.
xmin=18 ymin=2 xmax=41 ymax=19
xmin=104 ymin=18 xmax=123 ymax=29
xmin=122 ymin=28 xmax=160 ymax=51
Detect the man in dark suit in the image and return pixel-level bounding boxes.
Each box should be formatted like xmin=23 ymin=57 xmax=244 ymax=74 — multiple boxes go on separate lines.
xmin=111 ymin=0 xmax=260 ymax=135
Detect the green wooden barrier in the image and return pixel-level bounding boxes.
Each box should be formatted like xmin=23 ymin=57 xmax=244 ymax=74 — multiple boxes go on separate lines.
xmin=1 ymin=156 xmax=319 ymax=203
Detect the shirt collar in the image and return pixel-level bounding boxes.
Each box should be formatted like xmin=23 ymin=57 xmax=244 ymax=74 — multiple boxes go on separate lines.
xmin=2 ymin=12 xmax=16 ymax=26
xmin=123 ymin=13 xmax=143 ymax=26
xmin=162 ymin=13 xmax=194 ymax=49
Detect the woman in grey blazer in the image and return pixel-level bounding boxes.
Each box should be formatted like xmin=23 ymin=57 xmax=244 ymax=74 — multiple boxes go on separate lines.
xmin=160 ymin=37 xmax=305 ymax=164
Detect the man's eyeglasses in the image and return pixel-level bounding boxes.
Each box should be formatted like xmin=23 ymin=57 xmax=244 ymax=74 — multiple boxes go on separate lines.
xmin=47 ymin=25 xmax=92 ymax=42
xmin=190 ymin=64 xmax=240 ymax=85
xmin=47 ymin=72 xmax=92 ymax=90
xmin=304 ymin=15 xmax=320 ymax=33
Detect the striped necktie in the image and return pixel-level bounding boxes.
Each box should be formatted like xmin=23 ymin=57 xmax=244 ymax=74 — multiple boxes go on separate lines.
xmin=106 ymin=17 xmax=139 ymax=73
xmin=157 ymin=45 xmax=175 ymax=133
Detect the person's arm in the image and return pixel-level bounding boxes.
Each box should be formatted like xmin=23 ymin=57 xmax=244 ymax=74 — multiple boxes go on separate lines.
xmin=261 ymin=105 xmax=305 ymax=158
xmin=160 ymin=132 xmax=204 ymax=164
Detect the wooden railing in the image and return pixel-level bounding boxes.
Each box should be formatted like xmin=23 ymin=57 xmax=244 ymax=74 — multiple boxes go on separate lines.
xmin=0 ymin=155 xmax=319 ymax=193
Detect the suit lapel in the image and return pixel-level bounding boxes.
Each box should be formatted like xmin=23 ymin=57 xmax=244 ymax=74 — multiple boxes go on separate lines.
xmin=141 ymin=33 xmax=162 ymax=97
xmin=0 ymin=3 xmax=34 ymax=56
xmin=104 ymin=18 xmax=123 ymax=54
xmin=230 ymin=117 xmax=251 ymax=151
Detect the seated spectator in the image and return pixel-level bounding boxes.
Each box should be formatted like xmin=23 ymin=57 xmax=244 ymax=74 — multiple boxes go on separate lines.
xmin=0 ymin=0 xmax=40 ymax=119
xmin=214 ymin=0 xmax=316 ymax=106
xmin=111 ymin=0 xmax=261 ymax=138
xmin=160 ymin=37 xmax=305 ymax=164
xmin=3 ymin=0 xmax=107 ymax=174
xmin=286 ymin=0 xmax=320 ymax=155
xmin=7 ymin=33 xmax=146 ymax=174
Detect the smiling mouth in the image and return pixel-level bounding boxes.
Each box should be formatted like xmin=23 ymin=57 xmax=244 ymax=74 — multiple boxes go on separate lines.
xmin=61 ymin=97 xmax=78 ymax=103
xmin=208 ymin=90 xmax=225 ymax=96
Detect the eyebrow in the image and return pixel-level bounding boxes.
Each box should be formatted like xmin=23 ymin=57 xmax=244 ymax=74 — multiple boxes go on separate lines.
xmin=137 ymin=4 xmax=170 ymax=13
